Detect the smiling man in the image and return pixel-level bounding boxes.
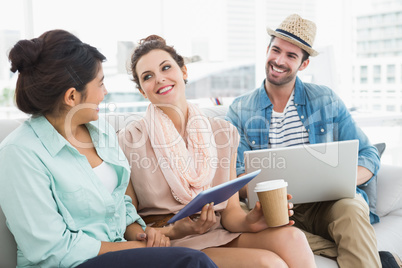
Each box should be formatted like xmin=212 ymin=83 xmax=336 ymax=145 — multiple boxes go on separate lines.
xmin=226 ymin=14 xmax=384 ymax=267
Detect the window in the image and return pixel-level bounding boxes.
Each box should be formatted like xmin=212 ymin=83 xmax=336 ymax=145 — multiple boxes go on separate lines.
xmin=387 ymin=64 xmax=396 ymax=83
xmin=385 ymin=13 xmax=396 ymax=24
xmin=372 ymin=104 xmax=382 ymax=111
xmin=397 ymin=38 xmax=402 ymax=49
xmin=371 ymin=40 xmax=381 ymax=50
xmin=373 ymin=65 xmax=381 ymax=83
xmin=371 ymin=14 xmax=382 ymax=25
xmin=384 ymin=39 xmax=393 ymax=49
xmin=386 ymin=105 xmax=396 ymax=112
xmin=398 ymin=11 xmax=402 ymax=21
xmin=357 ymin=17 xmax=369 ymax=27
xmin=401 ymin=64 xmax=402 ymax=82
xmin=360 ymin=66 xmax=368 ymax=84
xmin=384 ymin=26 xmax=395 ymax=37
xmin=357 ymin=29 xmax=369 ymax=39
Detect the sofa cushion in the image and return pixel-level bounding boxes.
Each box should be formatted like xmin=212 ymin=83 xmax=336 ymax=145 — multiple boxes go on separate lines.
xmin=357 ymin=143 xmax=386 ymax=217
xmin=0 ymin=119 xmax=23 ymax=143
xmin=374 ymin=210 xmax=402 ymax=258
xmin=376 ymin=165 xmax=402 ymax=217
xmin=0 ymin=207 xmax=17 ymax=267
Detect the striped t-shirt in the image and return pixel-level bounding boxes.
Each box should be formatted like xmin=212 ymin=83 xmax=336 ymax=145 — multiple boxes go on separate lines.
xmin=269 ymin=91 xmax=309 ymax=148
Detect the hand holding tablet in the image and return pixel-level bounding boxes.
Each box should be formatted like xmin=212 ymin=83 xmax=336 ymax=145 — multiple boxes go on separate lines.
xmin=167 ymin=169 xmax=261 ymax=224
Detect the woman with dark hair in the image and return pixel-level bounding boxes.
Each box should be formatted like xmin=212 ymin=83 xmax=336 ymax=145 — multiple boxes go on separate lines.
xmin=0 ymin=30 xmax=217 ymax=268
xmin=119 ymin=35 xmax=316 ymax=268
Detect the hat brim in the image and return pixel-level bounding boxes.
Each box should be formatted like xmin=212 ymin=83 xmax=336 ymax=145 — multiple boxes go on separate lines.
xmin=267 ymin=27 xmax=318 ymax=57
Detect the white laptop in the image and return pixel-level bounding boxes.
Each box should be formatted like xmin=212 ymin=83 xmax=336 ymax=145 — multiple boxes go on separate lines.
xmin=244 ymin=140 xmax=358 ymax=209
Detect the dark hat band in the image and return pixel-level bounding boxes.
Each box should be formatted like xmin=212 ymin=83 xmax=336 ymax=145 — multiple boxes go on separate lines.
xmin=275 ymin=29 xmax=312 ymax=48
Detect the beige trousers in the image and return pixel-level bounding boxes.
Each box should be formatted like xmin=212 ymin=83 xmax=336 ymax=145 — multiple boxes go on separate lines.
xmin=291 ymin=194 xmax=381 ymax=268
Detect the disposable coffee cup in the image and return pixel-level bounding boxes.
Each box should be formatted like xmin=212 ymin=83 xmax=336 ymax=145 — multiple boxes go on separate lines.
xmin=254 ymin=179 xmax=289 ymax=227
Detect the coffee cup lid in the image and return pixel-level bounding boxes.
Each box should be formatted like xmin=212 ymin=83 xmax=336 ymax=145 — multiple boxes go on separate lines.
xmin=254 ymin=179 xmax=288 ymax=192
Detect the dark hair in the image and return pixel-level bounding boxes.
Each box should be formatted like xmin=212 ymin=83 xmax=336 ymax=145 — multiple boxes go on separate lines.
xmin=9 ymin=29 xmax=106 ymax=115
xmin=269 ymin=36 xmax=310 ymax=63
xmin=130 ymin=35 xmax=186 ymax=89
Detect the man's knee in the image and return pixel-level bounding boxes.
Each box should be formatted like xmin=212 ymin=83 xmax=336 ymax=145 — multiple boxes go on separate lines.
xmin=330 ymin=196 xmax=369 ymax=220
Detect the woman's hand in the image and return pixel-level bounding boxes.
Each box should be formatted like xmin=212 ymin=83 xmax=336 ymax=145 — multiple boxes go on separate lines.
xmin=170 ymin=203 xmax=216 ymax=239
xmin=245 ymin=194 xmax=295 ymax=232
xmin=136 ymin=227 xmax=171 ymax=247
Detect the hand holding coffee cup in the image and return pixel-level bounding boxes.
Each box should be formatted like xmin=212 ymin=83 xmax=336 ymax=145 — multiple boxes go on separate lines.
xmin=254 ymin=180 xmax=289 ymax=227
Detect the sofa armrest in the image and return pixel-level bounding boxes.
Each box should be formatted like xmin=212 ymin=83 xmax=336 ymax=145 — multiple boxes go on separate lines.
xmin=376 ymin=164 xmax=402 ymax=217
xmin=0 ymin=206 xmax=17 ymax=267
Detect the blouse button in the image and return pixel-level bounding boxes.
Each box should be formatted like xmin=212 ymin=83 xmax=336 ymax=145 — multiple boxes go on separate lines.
xmin=300 ymin=115 xmax=304 ymax=119
xmin=252 ymin=141 xmax=256 ymax=145
xmin=321 ymin=128 xmax=325 ymax=133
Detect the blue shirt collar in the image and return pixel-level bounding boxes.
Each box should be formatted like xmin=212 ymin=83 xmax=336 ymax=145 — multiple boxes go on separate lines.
xmin=29 ymin=115 xmax=109 ymax=157
xmin=294 ymin=77 xmax=306 ymax=106
xmin=29 ymin=116 xmax=68 ymax=157
xmin=257 ymin=80 xmax=272 ymax=110
xmin=258 ymin=77 xmax=306 ymax=110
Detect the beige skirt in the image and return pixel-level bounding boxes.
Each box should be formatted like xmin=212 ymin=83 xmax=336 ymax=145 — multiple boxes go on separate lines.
xmin=144 ymin=212 xmax=242 ymax=250
xmin=170 ymin=212 xmax=241 ymax=250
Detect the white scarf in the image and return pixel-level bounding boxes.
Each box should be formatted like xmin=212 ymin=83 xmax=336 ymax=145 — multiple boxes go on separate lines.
xmin=144 ymin=102 xmax=217 ymax=204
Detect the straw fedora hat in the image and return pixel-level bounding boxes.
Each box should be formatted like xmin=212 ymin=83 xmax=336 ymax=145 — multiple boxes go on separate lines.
xmin=267 ymin=14 xmax=318 ymax=57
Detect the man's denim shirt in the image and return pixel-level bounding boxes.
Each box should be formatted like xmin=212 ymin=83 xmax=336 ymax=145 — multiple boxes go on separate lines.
xmin=226 ymin=77 xmax=380 ymax=223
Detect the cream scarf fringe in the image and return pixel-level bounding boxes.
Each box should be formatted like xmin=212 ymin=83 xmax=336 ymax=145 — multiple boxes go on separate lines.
xmin=144 ymin=102 xmax=217 ymax=204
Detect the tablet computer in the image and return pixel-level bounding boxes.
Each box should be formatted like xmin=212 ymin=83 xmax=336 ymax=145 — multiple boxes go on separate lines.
xmin=167 ymin=169 xmax=261 ymax=224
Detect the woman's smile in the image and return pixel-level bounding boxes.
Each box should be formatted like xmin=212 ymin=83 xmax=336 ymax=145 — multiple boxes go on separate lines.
xmin=157 ymin=85 xmax=174 ymax=95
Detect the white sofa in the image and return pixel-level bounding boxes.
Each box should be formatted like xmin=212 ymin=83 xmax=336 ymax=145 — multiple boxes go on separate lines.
xmin=1 ymin=106 xmax=402 ymax=267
